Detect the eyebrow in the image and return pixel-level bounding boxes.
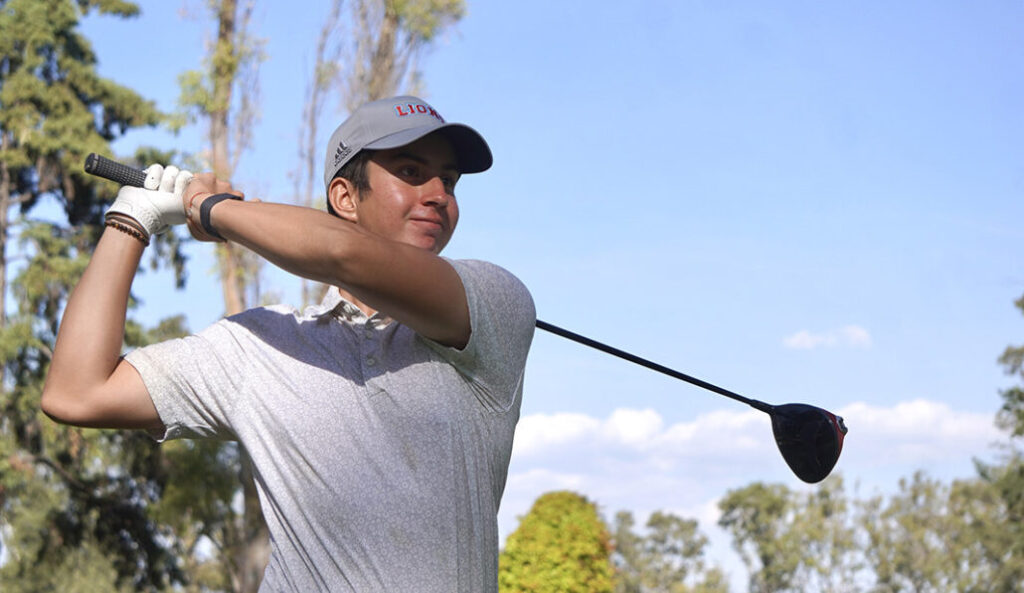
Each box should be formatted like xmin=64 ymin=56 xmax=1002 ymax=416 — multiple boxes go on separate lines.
xmin=389 ymin=152 xmax=460 ymax=175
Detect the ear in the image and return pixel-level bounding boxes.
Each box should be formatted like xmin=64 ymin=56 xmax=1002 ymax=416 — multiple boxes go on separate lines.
xmin=328 ymin=177 xmax=359 ymax=223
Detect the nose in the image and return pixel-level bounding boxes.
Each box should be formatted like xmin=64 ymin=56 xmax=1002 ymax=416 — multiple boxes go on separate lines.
xmin=422 ymin=176 xmax=452 ymax=206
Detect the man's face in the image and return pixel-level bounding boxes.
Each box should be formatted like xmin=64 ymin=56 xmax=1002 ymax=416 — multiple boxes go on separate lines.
xmin=353 ymin=133 xmax=461 ymax=254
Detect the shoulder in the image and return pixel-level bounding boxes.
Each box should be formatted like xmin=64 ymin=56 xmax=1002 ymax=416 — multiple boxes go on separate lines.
xmin=443 ymin=259 xmax=536 ymax=349
xmin=446 ymin=259 xmax=534 ymax=305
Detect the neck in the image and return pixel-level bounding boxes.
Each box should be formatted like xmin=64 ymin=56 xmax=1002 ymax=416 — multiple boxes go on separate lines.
xmin=335 ymin=286 xmax=378 ymax=317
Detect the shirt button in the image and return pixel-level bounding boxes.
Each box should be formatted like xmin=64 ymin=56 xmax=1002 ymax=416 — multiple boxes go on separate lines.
xmin=366 ymin=357 xmax=377 ymax=367
xmin=365 ymin=330 xmax=374 ymax=339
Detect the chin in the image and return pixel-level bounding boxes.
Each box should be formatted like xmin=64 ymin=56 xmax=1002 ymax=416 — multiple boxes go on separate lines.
xmin=405 ymin=236 xmax=445 ymax=254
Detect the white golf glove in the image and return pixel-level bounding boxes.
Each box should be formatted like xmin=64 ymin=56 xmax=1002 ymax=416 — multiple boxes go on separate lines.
xmin=106 ymin=164 xmax=193 ymax=236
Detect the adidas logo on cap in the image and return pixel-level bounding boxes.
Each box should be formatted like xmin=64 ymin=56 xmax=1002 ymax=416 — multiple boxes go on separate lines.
xmin=334 ymin=141 xmax=352 ymax=166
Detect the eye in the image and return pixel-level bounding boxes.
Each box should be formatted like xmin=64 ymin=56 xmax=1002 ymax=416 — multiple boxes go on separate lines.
xmin=399 ymin=164 xmax=420 ymax=179
xmin=441 ymin=175 xmax=457 ymax=192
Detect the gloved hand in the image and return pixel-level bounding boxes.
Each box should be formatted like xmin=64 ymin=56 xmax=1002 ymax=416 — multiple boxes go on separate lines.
xmin=106 ymin=164 xmax=194 ymax=237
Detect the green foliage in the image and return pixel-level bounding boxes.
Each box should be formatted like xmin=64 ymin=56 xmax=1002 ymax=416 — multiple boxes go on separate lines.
xmin=0 ymin=1 xmax=195 ymax=590
xmin=859 ymin=472 xmax=953 ymax=593
xmin=996 ymin=295 xmax=1024 ymax=438
xmin=965 ymin=293 xmax=1024 ymax=591
xmin=951 ymin=466 xmax=1024 ymax=593
xmin=789 ymin=476 xmax=860 ymax=592
xmin=343 ymin=0 xmax=466 ymax=109
xmin=0 ymin=221 xmax=188 ymax=591
xmin=173 ymin=0 xmax=265 ymax=148
xmin=612 ymin=509 xmax=727 ymax=593
xmin=499 ymin=490 xmax=614 ymax=593
xmin=718 ymin=476 xmax=861 ymax=593
xmin=718 ymin=482 xmax=801 ymax=593
xmin=0 ymin=0 xmax=160 ymax=223
xmin=857 ymin=469 xmax=1024 ymax=593
xmin=391 ymin=0 xmax=465 ymax=41
xmin=714 ymin=470 xmax=1018 ymax=593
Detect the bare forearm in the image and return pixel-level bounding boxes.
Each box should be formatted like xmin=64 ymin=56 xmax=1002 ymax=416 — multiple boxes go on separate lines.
xmin=211 ymin=200 xmax=375 ymax=286
xmin=207 ymin=199 xmax=469 ymax=346
xmin=45 ymin=228 xmax=143 ymax=397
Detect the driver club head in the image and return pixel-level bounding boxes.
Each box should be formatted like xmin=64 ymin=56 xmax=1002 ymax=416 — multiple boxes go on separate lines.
xmin=769 ymin=403 xmax=848 ymax=484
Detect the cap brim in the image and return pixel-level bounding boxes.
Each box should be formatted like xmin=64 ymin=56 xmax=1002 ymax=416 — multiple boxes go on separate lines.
xmin=365 ymin=123 xmax=493 ymax=174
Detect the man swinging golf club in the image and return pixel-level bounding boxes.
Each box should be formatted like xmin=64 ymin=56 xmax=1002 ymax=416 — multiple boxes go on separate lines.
xmin=42 ymin=96 xmax=536 ymax=592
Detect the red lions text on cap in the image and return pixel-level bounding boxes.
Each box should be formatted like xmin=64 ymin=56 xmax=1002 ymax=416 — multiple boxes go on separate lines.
xmin=394 ymin=102 xmax=445 ymax=122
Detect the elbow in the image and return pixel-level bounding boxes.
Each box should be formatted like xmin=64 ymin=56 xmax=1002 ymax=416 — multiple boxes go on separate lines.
xmin=40 ymin=381 xmax=96 ymax=427
xmin=40 ymin=385 xmax=75 ymax=425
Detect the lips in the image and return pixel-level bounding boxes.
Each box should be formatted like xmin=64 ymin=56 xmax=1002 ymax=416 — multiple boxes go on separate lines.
xmin=410 ymin=216 xmax=445 ymax=232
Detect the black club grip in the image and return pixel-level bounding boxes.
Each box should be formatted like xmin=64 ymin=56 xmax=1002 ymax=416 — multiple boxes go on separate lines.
xmin=84 ymin=153 xmax=147 ymax=188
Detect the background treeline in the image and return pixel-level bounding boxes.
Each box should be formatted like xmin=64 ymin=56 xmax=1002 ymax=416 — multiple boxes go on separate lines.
xmin=0 ymin=1 xmax=1021 ymax=592
xmin=500 ymin=462 xmax=1023 ymax=592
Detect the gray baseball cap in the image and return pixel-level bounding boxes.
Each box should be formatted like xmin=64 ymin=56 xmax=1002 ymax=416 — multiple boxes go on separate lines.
xmin=323 ymin=95 xmax=492 ymax=190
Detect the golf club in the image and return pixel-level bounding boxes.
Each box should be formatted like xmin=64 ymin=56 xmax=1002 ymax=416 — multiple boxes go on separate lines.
xmin=535 ymin=320 xmax=847 ymax=483
xmin=84 ymin=153 xmax=848 ymax=483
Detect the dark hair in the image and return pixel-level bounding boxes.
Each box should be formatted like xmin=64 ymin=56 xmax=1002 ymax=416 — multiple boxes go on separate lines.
xmin=326 ymin=149 xmax=376 ymax=217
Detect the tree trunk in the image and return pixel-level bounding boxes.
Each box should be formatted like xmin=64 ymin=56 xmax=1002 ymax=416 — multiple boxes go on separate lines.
xmin=298 ymin=0 xmax=343 ymax=308
xmin=235 ymin=455 xmax=270 ymax=592
xmin=209 ymin=2 xmax=269 ymax=591
xmin=211 ymin=0 xmax=248 ymax=319
xmin=367 ymin=4 xmax=399 ymax=101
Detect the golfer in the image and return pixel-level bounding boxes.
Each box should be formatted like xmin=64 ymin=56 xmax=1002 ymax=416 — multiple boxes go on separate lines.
xmin=42 ymin=96 xmax=536 ymax=592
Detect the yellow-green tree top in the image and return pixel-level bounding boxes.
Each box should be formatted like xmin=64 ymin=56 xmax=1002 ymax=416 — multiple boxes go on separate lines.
xmin=499 ymin=490 xmax=614 ymax=593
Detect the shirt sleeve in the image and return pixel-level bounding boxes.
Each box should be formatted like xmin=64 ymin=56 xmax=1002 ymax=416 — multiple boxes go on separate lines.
xmin=422 ymin=259 xmax=536 ymax=412
xmin=124 ymin=320 xmax=248 ymax=441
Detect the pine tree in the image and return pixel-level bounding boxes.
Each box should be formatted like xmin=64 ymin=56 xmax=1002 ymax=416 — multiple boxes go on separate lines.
xmin=0 ymin=1 xmax=189 ymax=590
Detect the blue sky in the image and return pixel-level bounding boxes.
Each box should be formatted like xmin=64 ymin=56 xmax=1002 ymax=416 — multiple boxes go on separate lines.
xmin=80 ymin=0 xmax=1023 ymax=586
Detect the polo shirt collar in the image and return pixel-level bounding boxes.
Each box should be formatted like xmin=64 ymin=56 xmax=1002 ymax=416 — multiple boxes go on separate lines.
xmin=314 ymin=287 xmax=391 ymax=325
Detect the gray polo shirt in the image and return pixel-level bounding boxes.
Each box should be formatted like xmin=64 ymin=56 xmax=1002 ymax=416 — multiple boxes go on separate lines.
xmin=126 ymin=259 xmax=535 ymax=592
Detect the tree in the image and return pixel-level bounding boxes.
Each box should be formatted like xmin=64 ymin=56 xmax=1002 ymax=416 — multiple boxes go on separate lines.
xmin=177 ymin=0 xmax=264 ymax=318
xmin=718 ymin=482 xmax=802 ymax=593
xmin=611 ymin=510 xmax=727 ymax=593
xmin=176 ymin=2 xmax=269 ymax=590
xmin=718 ymin=476 xmax=864 ymax=593
xmin=342 ymin=0 xmax=466 ymax=111
xmin=789 ymin=476 xmax=860 ymax=593
xmin=499 ymin=490 xmax=615 ymax=593
xmin=962 ymin=293 xmax=1024 ymax=591
xmin=0 ymin=1 xmax=193 ymax=590
xmin=996 ymin=294 xmax=1024 ymax=439
xmin=946 ymin=473 xmax=1021 ymax=593
xmin=856 ymin=469 xmax=1021 ymax=593
xmin=293 ymin=0 xmax=344 ymax=307
xmin=858 ymin=472 xmax=952 ymax=593
xmin=0 ymin=0 xmax=160 ymax=371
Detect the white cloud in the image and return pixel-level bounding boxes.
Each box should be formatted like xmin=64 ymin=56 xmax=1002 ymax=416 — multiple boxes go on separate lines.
xmin=511 ymin=412 xmax=600 ymax=456
xmin=783 ymin=325 xmax=872 ymax=349
xmin=603 ymin=408 xmax=663 ymax=446
xmin=836 ymin=399 xmax=1000 ymax=466
xmin=506 ymin=468 xmax=588 ymax=492
xmin=512 ymin=407 xmax=769 ymax=461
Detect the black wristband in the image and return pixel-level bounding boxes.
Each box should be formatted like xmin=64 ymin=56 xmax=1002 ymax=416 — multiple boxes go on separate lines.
xmin=199 ymin=193 xmax=242 ymax=240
